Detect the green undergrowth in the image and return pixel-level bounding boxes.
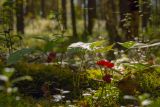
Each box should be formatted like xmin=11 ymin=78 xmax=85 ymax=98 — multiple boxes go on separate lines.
xmin=0 ymin=62 xmax=160 ymax=106
xmin=137 ymin=68 xmax=160 ymax=97
xmin=118 ymin=67 xmax=160 ymax=106
xmin=13 ymin=63 xmax=96 ymax=99
xmin=118 ymin=66 xmax=160 ymax=94
xmin=0 ymin=93 xmax=69 ymax=107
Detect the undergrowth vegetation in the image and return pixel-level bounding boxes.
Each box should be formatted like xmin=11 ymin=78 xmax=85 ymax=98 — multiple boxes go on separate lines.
xmin=0 ymin=0 xmax=160 ymax=106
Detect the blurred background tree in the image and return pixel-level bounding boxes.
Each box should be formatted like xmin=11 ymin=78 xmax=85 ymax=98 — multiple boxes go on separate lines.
xmin=0 ymin=0 xmax=159 ymax=42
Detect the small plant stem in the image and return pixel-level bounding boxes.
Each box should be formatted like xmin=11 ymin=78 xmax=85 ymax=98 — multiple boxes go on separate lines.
xmin=8 ymin=32 xmax=13 ymax=54
xmin=97 ymin=66 xmax=105 ymax=103
xmin=60 ymin=53 xmax=64 ymax=71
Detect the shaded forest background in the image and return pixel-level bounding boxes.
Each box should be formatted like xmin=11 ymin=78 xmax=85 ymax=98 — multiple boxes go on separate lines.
xmin=0 ymin=0 xmax=160 ymax=44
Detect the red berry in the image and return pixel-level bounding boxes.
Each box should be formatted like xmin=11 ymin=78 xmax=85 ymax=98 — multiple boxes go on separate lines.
xmin=97 ymin=60 xmax=114 ymax=68
xmin=102 ymin=74 xmax=113 ymax=83
xmin=47 ymin=52 xmax=56 ymax=63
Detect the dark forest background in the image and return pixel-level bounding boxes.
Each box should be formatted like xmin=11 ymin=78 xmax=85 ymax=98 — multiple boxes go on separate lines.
xmin=0 ymin=0 xmax=160 ymax=43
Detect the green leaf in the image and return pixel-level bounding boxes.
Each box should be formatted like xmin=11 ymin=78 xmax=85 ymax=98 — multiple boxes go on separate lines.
xmin=33 ymin=36 xmax=66 ymax=52
xmin=93 ymin=44 xmax=114 ymax=53
xmin=11 ymin=76 xmax=32 ymax=84
xmin=67 ymin=47 xmax=86 ymax=54
xmin=125 ymin=63 xmax=149 ymax=71
xmin=3 ymin=68 xmax=15 ymax=78
xmin=7 ymin=48 xmax=34 ymax=65
xmin=118 ymin=41 xmax=136 ymax=49
xmin=67 ymin=42 xmax=91 ymax=54
xmin=53 ymin=37 xmax=65 ymax=45
xmin=90 ymin=40 xmax=106 ymax=49
xmin=44 ymin=41 xmax=55 ymax=52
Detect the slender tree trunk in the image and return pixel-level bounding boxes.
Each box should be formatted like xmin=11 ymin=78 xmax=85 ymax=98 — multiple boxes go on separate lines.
xmin=119 ymin=0 xmax=139 ymax=40
xmin=104 ymin=0 xmax=121 ymax=60
xmin=87 ymin=0 xmax=96 ymax=35
xmin=41 ymin=0 xmax=46 ymax=18
xmin=77 ymin=0 xmax=82 ymax=6
xmin=61 ymin=0 xmax=67 ymax=29
xmin=53 ymin=0 xmax=58 ymax=12
xmin=104 ymin=0 xmax=120 ymax=43
xmin=83 ymin=0 xmax=87 ymax=31
xmin=70 ymin=0 xmax=77 ymax=40
xmin=8 ymin=0 xmax=14 ymax=30
xmin=25 ymin=0 xmax=35 ymax=18
xmin=2 ymin=0 xmax=14 ymax=31
xmin=142 ymin=0 xmax=151 ymax=29
xmin=16 ymin=0 xmax=24 ymax=34
xmin=128 ymin=0 xmax=139 ymax=40
xmin=82 ymin=0 xmax=87 ymax=41
xmin=155 ymin=0 xmax=158 ymax=27
xmin=119 ymin=0 xmax=129 ymax=35
xmin=119 ymin=0 xmax=134 ymax=41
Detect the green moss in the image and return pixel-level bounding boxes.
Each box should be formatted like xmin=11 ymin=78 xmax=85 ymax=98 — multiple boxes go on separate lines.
xmin=118 ymin=66 xmax=160 ymax=97
xmin=13 ymin=63 xmax=93 ymax=99
xmin=136 ymin=68 xmax=160 ymax=96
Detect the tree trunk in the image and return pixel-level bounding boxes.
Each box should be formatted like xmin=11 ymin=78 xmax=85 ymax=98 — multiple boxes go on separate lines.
xmin=77 ymin=0 xmax=82 ymax=6
xmin=82 ymin=0 xmax=87 ymax=41
xmin=119 ymin=0 xmax=129 ymax=34
xmin=61 ymin=0 xmax=67 ymax=29
xmin=41 ymin=0 xmax=46 ymax=18
xmin=104 ymin=0 xmax=120 ymax=43
xmin=52 ymin=0 xmax=59 ymax=12
xmin=119 ymin=0 xmax=139 ymax=41
xmin=128 ymin=0 xmax=139 ymax=40
xmin=104 ymin=0 xmax=120 ymax=60
xmin=16 ymin=0 xmax=24 ymax=34
xmin=142 ymin=0 xmax=151 ymax=29
xmin=87 ymin=0 xmax=96 ymax=35
xmin=4 ymin=0 xmax=14 ymax=30
xmin=25 ymin=0 xmax=35 ymax=18
xmin=70 ymin=0 xmax=77 ymax=40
